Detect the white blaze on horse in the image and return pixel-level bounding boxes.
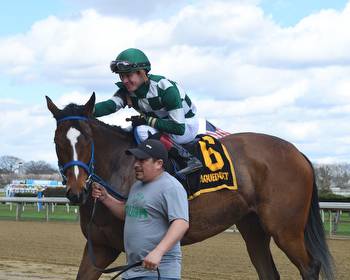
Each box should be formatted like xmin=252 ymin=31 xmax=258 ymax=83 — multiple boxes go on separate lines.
xmin=66 ymin=127 xmax=81 ymax=179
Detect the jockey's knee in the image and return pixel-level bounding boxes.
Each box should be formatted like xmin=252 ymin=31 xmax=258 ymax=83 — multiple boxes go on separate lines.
xmin=134 ymin=125 xmax=158 ymax=143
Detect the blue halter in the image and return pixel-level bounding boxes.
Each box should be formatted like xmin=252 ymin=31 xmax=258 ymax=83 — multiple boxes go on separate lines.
xmin=56 ymin=116 xmax=127 ymax=201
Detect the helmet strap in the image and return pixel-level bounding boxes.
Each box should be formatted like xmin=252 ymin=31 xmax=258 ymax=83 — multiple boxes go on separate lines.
xmin=138 ymin=70 xmax=149 ymax=84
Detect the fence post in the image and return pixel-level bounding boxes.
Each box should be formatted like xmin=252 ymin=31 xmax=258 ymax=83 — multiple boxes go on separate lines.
xmin=46 ymin=203 xmax=49 ymax=222
xmin=321 ymin=209 xmax=324 ymax=223
xmin=75 ymin=208 xmax=80 ymax=222
xmin=329 ymin=211 xmax=332 ymax=237
xmin=332 ymin=210 xmax=340 ymax=235
xmin=16 ymin=203 xmax=22 ymax=221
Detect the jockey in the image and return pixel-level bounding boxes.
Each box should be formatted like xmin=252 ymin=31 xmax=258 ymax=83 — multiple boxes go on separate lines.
xmin=94 ymin=48 xmax=202 ymax=175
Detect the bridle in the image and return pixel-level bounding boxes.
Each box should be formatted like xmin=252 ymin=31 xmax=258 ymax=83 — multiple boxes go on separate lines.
xmin=56 ymin=115 xmax=126 ymax=201
xmin=55 ymin=115 xmax=160 ymax=279
xmin=57 ymin=117 xmax=94 ymax=184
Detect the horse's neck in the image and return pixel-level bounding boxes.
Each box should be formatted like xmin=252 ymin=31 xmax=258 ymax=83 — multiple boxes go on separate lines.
xmin=91 ymin=123 xmax=135 ymax=196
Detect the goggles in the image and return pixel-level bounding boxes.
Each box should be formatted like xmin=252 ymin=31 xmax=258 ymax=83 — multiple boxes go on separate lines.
xmin=110 ymin=60 xmax=150 ymax=73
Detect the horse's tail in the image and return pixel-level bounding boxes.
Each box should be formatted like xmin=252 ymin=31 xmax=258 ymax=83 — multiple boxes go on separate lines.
xmin=302 ymin=154 xmax=335 ymax=280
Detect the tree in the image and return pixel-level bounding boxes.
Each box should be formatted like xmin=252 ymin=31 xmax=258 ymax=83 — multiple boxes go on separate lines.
xmin=23 ymin=161 xmax=57 ymax=175
xmin=315 ymin=165 xmax=332 ymax=194
xmin=0 ymin=155 xmax=23 ymax=174
xmin=332 ymin=164 xmax=350 ymax=189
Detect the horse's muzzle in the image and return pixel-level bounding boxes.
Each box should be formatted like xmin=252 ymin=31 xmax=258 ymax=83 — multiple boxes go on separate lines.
xmin=66 ymin=187 xmax=89 ymax=205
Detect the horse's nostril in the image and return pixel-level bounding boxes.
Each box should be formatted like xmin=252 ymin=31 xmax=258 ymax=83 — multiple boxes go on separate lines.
xmin=66 ymin=189 xmax=80 ymax=204
xmin=66 ymin=187 xmax=89 ymax=205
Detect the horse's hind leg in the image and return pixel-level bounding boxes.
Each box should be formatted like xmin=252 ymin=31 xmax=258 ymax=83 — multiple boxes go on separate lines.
xmin=236 ymin=213 xmax=280 ymax=280
xmin=273 ymin=230 xmax=320 ymax=280
xmin=76 ymin=242 xmax=120 ymax=280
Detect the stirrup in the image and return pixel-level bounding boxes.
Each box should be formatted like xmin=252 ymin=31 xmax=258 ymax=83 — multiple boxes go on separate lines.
xmin=177 ymin=157 xmax=203 ymax=175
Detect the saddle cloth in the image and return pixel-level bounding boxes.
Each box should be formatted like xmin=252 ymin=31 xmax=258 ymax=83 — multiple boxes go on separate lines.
xmin=173 ymin=134 xmax=238 ymax=200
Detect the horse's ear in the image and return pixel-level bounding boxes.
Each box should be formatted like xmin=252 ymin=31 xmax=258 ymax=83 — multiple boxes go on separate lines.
xmin=46 ymin=96 xmax=61 ymax=118
xmin=84 ymin=92 xmax=96 ymax=117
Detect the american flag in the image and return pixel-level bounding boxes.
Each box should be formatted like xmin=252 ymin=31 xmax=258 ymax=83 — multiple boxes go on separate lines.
xmin=205 ymin=121 xmax=231 ymax=139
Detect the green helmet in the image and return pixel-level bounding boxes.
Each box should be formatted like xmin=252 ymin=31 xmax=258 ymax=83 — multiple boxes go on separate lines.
xmin=110 ymin=48 xmax=151 ymax=73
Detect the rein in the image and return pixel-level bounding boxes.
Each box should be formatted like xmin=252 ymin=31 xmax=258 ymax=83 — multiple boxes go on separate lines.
xmin=56 ymin=116 xmax=126 ymax=201
xmin=56 ymin=115 xmax=160 ymax=279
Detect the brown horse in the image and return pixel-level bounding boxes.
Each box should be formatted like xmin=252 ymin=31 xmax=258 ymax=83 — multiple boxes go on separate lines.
xmin=46 ymin=93 xmax=334 ymax=280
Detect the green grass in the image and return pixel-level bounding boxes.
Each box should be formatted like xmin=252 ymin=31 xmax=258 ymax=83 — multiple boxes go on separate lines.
xmin=322 ymin=211 xmax=350 ymax=236
xmin=0 ymin=203 xmax=79 ymax=222
xmin=1 ymin=202 xmax=350 ymax=237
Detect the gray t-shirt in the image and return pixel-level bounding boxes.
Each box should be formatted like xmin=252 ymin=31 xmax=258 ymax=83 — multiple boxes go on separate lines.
xmin=122 ymin=171 xmax=189 ymax=279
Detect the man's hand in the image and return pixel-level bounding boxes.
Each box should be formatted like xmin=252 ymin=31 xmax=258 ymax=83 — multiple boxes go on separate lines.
xmin=126 ymin=115 xmax=147 ymax=127
xmin=91 ymin=183 xmax=126 ymax=220
xmin=143 ymin=219 xmax=188 ymax=271
xmin=91 ymin=182 xmax=109 ymax=202
xmin=142 ymin=249 xmax=163 ymax=271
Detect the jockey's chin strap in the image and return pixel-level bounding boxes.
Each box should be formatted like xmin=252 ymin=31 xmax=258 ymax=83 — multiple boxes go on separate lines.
xmin=56 ymin=115 xmax=127 ymax=201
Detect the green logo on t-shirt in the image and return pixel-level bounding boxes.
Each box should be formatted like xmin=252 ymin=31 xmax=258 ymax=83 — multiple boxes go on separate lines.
xmin=126 ymin=192 xmax=148 ymax=219
xmin=125 ymin=205 xmax=148 ymax=219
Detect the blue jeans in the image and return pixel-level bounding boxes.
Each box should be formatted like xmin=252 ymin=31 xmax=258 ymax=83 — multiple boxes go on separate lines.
xmin=123 ymin=277 xmax=180 ymax=280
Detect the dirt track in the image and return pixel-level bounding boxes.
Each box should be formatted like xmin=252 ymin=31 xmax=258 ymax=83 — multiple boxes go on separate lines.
xmin=0 ymin=221 xmax=349 ymax=279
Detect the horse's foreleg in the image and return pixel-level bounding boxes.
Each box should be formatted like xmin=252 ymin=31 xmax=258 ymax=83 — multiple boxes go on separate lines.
xmin=76 ymin=242 xmax=120 ymax=280
xmin=237 ymin=213 xmax=280 ymax=280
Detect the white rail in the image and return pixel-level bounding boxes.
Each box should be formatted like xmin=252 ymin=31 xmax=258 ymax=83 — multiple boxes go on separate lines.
xmin=0 ymin=197 xmax=69 ymax=203
xmin=1 ymin=198 xmax=349 ymax=233
xmin=319 ymin=202 xmax=350 ymax=238
xmin=319 ymin=202 xmax=350 ymax=210
xmin=225 ymin=202 xmax=350 ymax=236
xmin=0 ymin=197 xmax=72 ymax=221
xmin=2 ymin=199 xmax=347 ymax=207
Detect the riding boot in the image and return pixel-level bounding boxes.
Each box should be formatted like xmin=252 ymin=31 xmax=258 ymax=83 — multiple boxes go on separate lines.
xmin=149 ymin=132 xmax=202 ymax=175
xmin=168 ymin=144 xmax=203 ymax=175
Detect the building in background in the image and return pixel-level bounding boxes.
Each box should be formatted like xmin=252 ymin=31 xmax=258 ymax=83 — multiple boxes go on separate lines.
xmin=4 ymin=179 xmax=63 ymax=197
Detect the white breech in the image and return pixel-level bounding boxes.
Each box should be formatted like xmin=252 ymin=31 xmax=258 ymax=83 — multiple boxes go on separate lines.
xmin=134 ymin=116 xmax=199 ymax=144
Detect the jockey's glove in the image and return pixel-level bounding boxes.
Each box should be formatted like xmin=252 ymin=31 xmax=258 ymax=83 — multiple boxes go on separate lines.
xmin=127 ymin=115 xmax=147 ymax=127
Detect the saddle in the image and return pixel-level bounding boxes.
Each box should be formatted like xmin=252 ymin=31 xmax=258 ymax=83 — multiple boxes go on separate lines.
xmin=167 ymin=133 xmax=238 ymax=200
xmin=133 ymin=121 xmax=238 ymax=200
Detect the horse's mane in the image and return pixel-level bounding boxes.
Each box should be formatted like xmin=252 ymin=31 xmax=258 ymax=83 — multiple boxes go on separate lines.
xmin=92 ymin=117 xmax=132 ymax=137
xmin=58 ymin=103 xmax=132 ymax=137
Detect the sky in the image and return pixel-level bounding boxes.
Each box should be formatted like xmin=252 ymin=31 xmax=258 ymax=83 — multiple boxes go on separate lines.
xmin=1 ymin=0 xmax=350 ymax=165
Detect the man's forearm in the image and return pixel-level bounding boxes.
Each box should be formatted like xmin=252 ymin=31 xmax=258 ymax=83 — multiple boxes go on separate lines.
xmin=147 ymin=117 xmax=185 ymax=135
xmin=155 ymin=219 xmax=189 ymax=255
xmin=101 ymin=195 xmax=125 ymax=220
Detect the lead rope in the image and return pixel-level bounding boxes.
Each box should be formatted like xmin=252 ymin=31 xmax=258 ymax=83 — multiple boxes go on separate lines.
xmin=87 ymin=199 xmax=160 ymax=280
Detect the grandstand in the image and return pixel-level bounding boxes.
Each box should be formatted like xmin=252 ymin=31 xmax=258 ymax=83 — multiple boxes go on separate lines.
xmin=4 ymin=179 xmax=63 ymax=197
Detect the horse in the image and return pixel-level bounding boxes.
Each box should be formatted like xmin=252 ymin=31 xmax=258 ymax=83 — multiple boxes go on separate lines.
xmin=46 ymin=93 xmax=334 ymax=280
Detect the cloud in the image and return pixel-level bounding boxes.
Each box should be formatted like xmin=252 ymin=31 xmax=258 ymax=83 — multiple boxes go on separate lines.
xmin=67 ymin=0 xmax=188 ymax=19
xmin=0 ymin=10 xmax=139 ymax=89
xmin=247 ymin=3 xmax=350 ymax=68
xmin=0 ymin=101 xmax=56 ymax=163
xmin=0 ymin=91 xmax=138 ymax=164
xmin=66 ymin=0 xmax=260 ymax=19
xmin=1 ymin=1 xmax=350 ymax=101
xmin=1 ymin=0 xmax=350 ymax=163
xmin=195 ymin=80 xmax=308 ymax=118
